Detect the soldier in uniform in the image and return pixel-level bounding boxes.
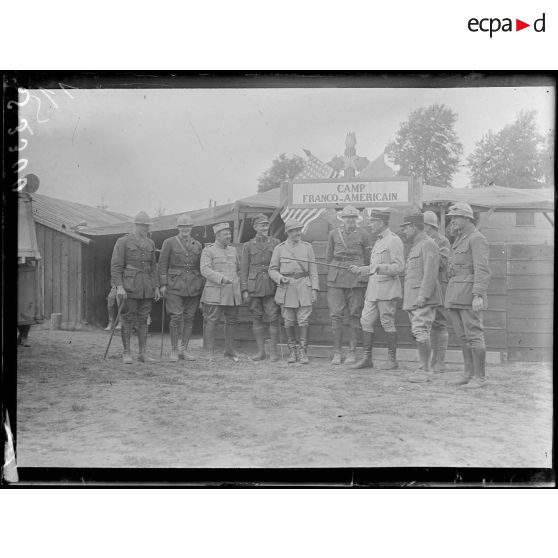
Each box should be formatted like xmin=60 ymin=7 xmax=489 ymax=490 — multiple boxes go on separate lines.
xmin=349 ymin=209 xmax=404 ymax=369
xmin=111 ymin=211 xmax=160 ymax=364
xmin=158 ymin=214 xmax=204 ymax=362
xmin=400 ymin=213 xmax=442 ymax=382
xmin=423 ymin=210 xmax=452 ymax=373
xmin=240 ymin=214 xmax=281 ymax=361
xmin=445 ymin=202 xmax=491 ymax=388
xmin=326 ymin=205 xmax=371 ymax=365
xmin=268 ymin=219 xmax=319 ymax=364
xmin=200 ymin=222 xmax=242 ymax=359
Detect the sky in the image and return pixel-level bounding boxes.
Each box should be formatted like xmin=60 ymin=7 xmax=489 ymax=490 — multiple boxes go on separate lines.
xmin=21 ymin=85 xmax=554 ymax=216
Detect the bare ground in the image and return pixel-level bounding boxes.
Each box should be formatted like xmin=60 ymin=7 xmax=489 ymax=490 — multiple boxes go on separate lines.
xmin=15 ymin=328 xmax=552 ymax=468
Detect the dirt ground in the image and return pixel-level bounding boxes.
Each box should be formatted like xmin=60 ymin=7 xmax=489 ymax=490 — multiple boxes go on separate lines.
xmin=15 ymin=327 xmax=552 ymax=468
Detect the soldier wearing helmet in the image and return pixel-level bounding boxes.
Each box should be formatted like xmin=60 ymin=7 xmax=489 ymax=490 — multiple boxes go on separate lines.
xmin=445 ymin=202 xmax=491 ymax=388
xmin=158 ymin=214 xmax=204 ymax=362
xmin=111 ymin=211 xmax=160 ymax=364
xmin=268 ymin=218 xmax=319 ymax=364
xmin=326 ymin=205 xmax=372 ymax=365
xmin=240 ymin=213 xmax=281 ymax=362
xmin=423 ymin=210 xmax=452 ymax=373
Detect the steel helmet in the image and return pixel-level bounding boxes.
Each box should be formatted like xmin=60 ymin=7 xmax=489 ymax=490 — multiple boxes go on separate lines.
xmin=423 ymin=210 xmax=439 ymax=228
xmin=176 ymin=214 xmax=194 ymax=227
xmin=447 ymin=202 xmax=474 ymax=220
xmin=134 ymin=211 xmax=152 ymax=225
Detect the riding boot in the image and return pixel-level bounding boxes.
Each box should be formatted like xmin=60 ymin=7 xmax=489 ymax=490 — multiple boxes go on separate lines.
xmin=382 ymin=331 xmax=399 ymax=370
xmin=251 ymin=325 xmax=267 ymax=361
xmin=330 ymin=325 xmax=343 ymax=365
xmin=204 ymin=321 xmax=216 ymax=357
xmin=351 ymin=331 xmax=374 ymax=369
xmin=137 ymin=323 xmax=156 ymax=363
xmin=286 ymin=326 xmax=297 ymax=363
xmin=121 ymin=324 xmax=133 ymax=364
xmin=224 ymin=323 xmax=240 ymax=358
xmin=454 ymin=343 xmax=474 ymax=385
xmin=432 ymin=329 xmax=449 ymax=373
xmin=344 ymin=327 xmax=358 ymax=365
xmin=409 ymin=340 xmax=433 ymax=383
xmin=269 ymin=324 xmax=280 ymax=362
xmin=179 ymin=322 xmax=196 ymax=361
xmin=463 ymin=346 xmax=488 ymax=389
xmin=169 ymin=324 xmax=179 ymax=362
xmin=298 ymin=325 xmax=309 ymax=364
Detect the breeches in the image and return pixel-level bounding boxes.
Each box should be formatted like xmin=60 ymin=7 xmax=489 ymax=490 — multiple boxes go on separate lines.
xmin=360 ymin=299 xmax=398 ymax=333
xmin=407 ymin=305 xmax=436 ymax=344
xmin=249 ymin=295 xmax=280 ymax=326
xmin=432 ymin=306 xmax=449 ymax=331
xmin=281 ymin=305 xmax=312 ymax=327
xmin=327 ymin=287 xmax=364 ymax=329
xmin=165 ymin=294 xmax=200 ymax=328
xmin=121 ymin=298 xmax=152 ymax=327
xmin=447 ymin=308 xmax=485 ymax=348
xmin=204 ymin=304 xmax=239 ymax=326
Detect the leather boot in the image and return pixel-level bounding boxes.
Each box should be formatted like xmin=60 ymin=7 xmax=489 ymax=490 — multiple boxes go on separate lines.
xmin=224 ymin=323 xmax=240 ymax=359
xmin=105 ymin=303 xmax=116 ymax=330
xmin=137 ymin=323 xmax=156 ymax=363
xmin=121 ymin=324 xmax=133 ymax=364
xmin=344 ymin=327 xmax=358 ymax=365
xmin=463 ymin=346 xmax=488 ymax=389
xmin=454 ymin=343 xmax=474 ymax=385
xmin=409 ymin=340 xmax=433 ymax=383
xmin=204 ymin=321 xmax=216 ymax=357
xmin=268 ymin=325 xmax=280 ymax=362
xmin=169 ymin=324 xmax=179 ymax=362
xmin=330 ymin=325 xmax=343 ymax=365
xmin=179 ymin=322 xmax=196 ymax=361
xmin=286 ymin=326 xmax=297 ymax=363
xmin=251 ymin=325 xmax=267 ymax=361
xmin=432 ymin=330 xmax=449 ymax=373
xmin=382 ymin=331 xmax=399 ymax=370
xmin=298 ymin=325 xmax=309 ymax=364
xmin=351 ymin=331 xmax=374 ymax=369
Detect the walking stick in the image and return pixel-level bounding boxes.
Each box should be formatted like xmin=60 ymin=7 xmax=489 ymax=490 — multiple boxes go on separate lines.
xmin=160 ymin=297 xmax=165 ymax=361
xmin=103 ymin=299 xmax=124 ymax=360
xmin=280 ymin=256 xmax=377 ymax=275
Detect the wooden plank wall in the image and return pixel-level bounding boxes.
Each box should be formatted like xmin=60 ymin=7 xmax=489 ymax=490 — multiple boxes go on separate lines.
xmin=35 ymin=223 xmax=85 ymax=329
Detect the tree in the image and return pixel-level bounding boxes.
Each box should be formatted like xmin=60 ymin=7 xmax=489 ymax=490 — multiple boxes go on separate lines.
xmin=257 ymin=153 xmax=305 ymax=192
xmin=467 ymin=110 xmax=545 ymax=188
xmin=540 ymin=130 xmax=554 ymax=185
xmin=385 ymin=103 xmax=463 ymax=187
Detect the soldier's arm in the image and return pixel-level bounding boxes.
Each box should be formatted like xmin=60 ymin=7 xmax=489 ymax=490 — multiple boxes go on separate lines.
xmin=307 ymin=244 xmax=320 ymax=291
xmin=361 ymin=229 xmax=372 ymax=266
xmin=200 ymin=248 xmax=226 ymax=284
xmin=239 ymin=243 xmax=249 ymax=292
xmin=470 ymin=235 xmax=491 ymax=297
xmin=377 ymin=236 xmax=405 ymax=276
xmin=326 ymin=230 xmax=335 ymax=263
xmin=419 ymin=242 xmax=440 ymax=299
xmin=158 ymin=239 xmax=170 ymax=286
xmin=268 ymin=245 xmax=283 ymax=284
xmin=110 ymin=237 xmax=125 ymax=287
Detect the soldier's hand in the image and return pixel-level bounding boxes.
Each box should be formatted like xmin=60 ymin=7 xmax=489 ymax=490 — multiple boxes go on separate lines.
xmin=369 ymin=264 xmax=379 ymax=275
xmin=348 ymin=265 xmax=360 ymax=275
xmin=116 ymin=285 xmax=127 ymax=300
xmin=160 ymin=286 xmax=167 ymax=298
xmin=222 ymin=277 xmax=233 ymax=285
xmin=472 ymin=296 xmax=484 ymax=312
xmin=279 ymin=275 xmax=290 ymax=284
xmin=154 ymin=287 xmax=161 ymax=302
xmin=416 ymin=295 xmax=426 ymax=308
xmin=311 ymin=289 xmax=318 ymax=304
xmin=242 ymin=291 xmax=250 ymax=303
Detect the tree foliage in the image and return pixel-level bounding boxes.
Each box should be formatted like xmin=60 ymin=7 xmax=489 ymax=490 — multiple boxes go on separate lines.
xmin=386 ymin=103 xmax=463 ymax=187
xmin=257 ymin=153 xmax=305 ymax=193
xmin=540 ymin=130 xmax=555 ymax=185
xmin=467 ymin=110 xmax=546 ymax=188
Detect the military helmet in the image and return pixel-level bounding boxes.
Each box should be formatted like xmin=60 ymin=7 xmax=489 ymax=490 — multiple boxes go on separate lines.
xmin=213 ymin=222 xmax=231 ymax=235
xmin=134 ymin=211 xmax=151 ymax=225
xmin=447 ymin=202 xmax=474 ymax=220
xmin=176 ymin=214 xmax=194 ymax=227
xmin=339 ymin=205 xmax=359 ymax=218
xmin=253 ymin=213 xmax=270 ymax=226
xmin=401 ymin=213 xmax=424 ymax=227
xmin=284 ymin=218 xmax=303 ymax=232
xmin=422 ymin=210 xmax=439 ymax=228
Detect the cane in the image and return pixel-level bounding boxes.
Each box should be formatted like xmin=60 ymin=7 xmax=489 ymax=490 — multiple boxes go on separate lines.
xmin=160 ymin=297 xmax=165 ymax=361
xmin=103 ymin=299 xmax=124 ymax=360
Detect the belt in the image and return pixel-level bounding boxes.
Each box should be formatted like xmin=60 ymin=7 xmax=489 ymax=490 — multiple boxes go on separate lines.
xmin=126 ymin=265 xmax=152 ymax=272
xmin=170 ymin=266 xmax=199 ymax=272
xmin=282 ymin=272 xmax=309 ymax=279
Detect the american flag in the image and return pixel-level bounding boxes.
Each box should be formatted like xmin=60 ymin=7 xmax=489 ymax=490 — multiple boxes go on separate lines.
xmin=281 ymin=149 xmax=341 ymax=233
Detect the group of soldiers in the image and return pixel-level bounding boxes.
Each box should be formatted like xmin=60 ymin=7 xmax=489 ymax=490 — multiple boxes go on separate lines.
xmin=109 ymin=200 xmax=490 ymax=388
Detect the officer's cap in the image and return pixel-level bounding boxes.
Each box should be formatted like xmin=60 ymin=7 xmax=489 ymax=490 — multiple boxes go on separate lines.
xmin=213 ymin=222 xmax=231 ymax=235
xmin=422 ymin=210 xmax=439 ymax=228
xmin=339 ymin=205 xmax=359 ymax=218
xmin=447 ymin=202 xmax=474 ymax=220
xmin=176 ymin=214 xmax=194 ymax=227
xmin=284 ymin=218 xmax=303 ymax=232
xmin=369 ymin=209 xmax=390 ymax=222
xmin=401 ymin=213 xmax=424 ymax=227
xmin=134 ymin=211 xmax=151 ymax=225
xmin=253 ymin=213 xmax=270 ymax=226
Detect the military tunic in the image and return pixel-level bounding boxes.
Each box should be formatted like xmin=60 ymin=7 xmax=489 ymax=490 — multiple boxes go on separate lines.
xmin=445 ymin=224 xmax=491 ymax=348
xmin=428 ymin=228 xmax=451 ymax=331
xmin=158 ymin=234 xmax=204 ymax=328
xmin=403 ymin=231 xmax=441 ymax=344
